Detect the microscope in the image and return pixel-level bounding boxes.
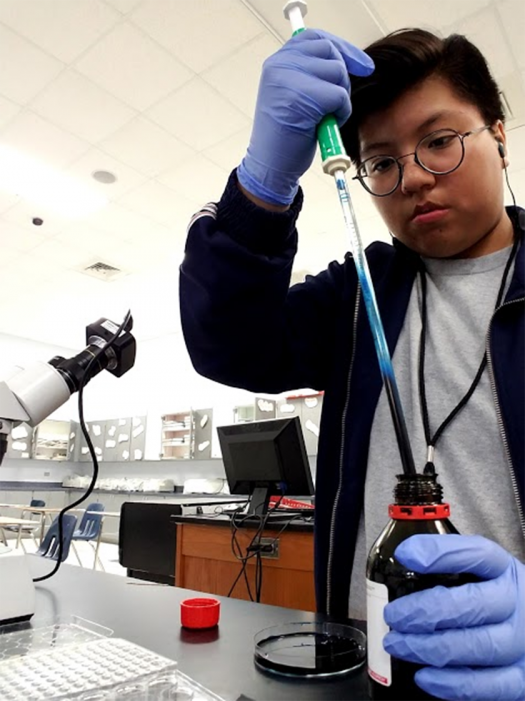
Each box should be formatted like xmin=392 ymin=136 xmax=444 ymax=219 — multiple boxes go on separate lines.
xmin=0 ymin=317 xmax=136 ymax=624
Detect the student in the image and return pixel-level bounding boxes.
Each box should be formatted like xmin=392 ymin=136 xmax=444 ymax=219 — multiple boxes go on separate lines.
xmin=180 ymin=28 xmax=524 ymax=700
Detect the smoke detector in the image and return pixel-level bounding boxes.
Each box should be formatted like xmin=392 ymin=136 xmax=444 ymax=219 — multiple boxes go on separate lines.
xmin=80 ymin=260 xmax=127 ymax=281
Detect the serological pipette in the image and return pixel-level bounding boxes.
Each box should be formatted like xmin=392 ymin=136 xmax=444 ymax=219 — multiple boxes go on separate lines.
xmin=283 ymin=0 xmax=417 ymax=476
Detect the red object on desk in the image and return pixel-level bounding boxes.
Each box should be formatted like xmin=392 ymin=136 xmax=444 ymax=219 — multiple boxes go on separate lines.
xmin=269 ymin=496 xmax=314 ymax=510
xmin=181 ymin=597 xmax=220 ymax=629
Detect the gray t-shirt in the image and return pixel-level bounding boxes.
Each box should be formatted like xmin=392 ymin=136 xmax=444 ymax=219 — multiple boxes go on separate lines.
xmin=349 ymin=245 xmax=525 ymax=619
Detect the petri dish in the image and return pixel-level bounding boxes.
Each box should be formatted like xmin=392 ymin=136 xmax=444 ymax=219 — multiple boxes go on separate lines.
xmin=254 ymin=621 xmax=366 ymax=678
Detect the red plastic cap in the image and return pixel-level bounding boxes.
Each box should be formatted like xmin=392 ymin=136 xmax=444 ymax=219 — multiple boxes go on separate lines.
xmin=180 ymin=597 xmax=220 ymax=629
xmin=389 ymin=503 xmax=451 ymax=520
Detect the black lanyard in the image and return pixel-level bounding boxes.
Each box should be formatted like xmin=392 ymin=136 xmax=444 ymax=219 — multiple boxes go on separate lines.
xmin=418 ymin=235 xmax=520 ymax=471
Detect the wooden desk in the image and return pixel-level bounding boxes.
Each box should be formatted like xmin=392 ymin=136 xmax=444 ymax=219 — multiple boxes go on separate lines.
xmin=174 ymin=515 xmax=315 ymax=612
xmin=0 ymin=504 xmax=83 ymax=544
xmin=0 ymin=516 xmax=38 ymax=547
xmin=0 ymin=516 xmax=36 ymax=526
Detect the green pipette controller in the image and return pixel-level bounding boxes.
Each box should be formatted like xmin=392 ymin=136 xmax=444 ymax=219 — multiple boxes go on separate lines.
xmin=283 ymin=0 xmax=351 ymax=176
xmin=282 ymin=0 xmax=417 ymax=476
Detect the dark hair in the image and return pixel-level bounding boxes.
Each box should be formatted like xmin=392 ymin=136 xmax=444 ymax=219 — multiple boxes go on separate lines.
xmin=341 ymin=28 xmax=505 ymax=164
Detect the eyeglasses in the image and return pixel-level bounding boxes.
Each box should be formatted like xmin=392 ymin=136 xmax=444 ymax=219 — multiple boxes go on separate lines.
xmin=353 ymin=125 xmax=492 ymax=197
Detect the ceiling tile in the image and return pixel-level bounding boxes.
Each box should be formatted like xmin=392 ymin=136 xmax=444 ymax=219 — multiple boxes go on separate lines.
xmin=4 ymin=252 xmax=57 ymax=281
xmin=507 ymin=126 xmax=525 ymax=160
xmin=0 ymin=0 xmax=120 ymax=64
xmin=75 ymin=22 xmax=193 ymax=111
xmin=147 ymin=77 xmax=250 ymax=151
xmin=130 ymin=0 xmax=263 ymax=73
xmin=499 ymin=72 xmax=525 ymax=131
xmin=0 ymin=246 xmax=21 ymax=268
xmin=248 ymin=0 xmax=382 ymax=46
xmin=56 ymin=223 xmax=126 ymax=261
xmin=119 ymin=219 xmax=174 ymax=247
xmin=85 ymin=202 xmax=165 ymax=241
xmin=31 ymin=69 xmax=136 ymax=143
xmin=442 ymin=7 xmax=516 ymax=79
xmin=110 ymin=240 xmax=170 ymax=271
xmin=0 ymin=111 xmax=90 ymax=169
xmin=99 ymin=116 xmax=195 ymax=178
xmin=0 ymin=191 xmax=20 ymax=214
xmin=32 ymin=237 xmax=96 ymax=269
xmin=118 ymin=179 xmax=199 ymax=226
xmin=0 ymin=23 xmax=64 ymax=105
xmin=157 ymin=154 xmax=229 ymax=203
xmin=0 ymin=266 xmax=48 ymax=299
xmin=368 ymin=0 xmax=491 ymax=32
xmin=505 ymin=125 xmax=525 ymax=173
xmin=205 ymin=127 xmax=252 ymax=172
xmin=497 ymin=1 xmax=525 ymax=72
xmin=2 ymin=200 xmax=74 ymax=237
xmin=104 ymin=0 xmax=143 ymax=15
xmin=0 ymin=220 xmax=47 ymax=252
xmin=201 ymin=33 xmax=279 ymax=117
xmin=38 ymin=268 xmax=111 ymax=303
xmin=65 ymin=147 xmax=148 ymax=200
xmin=0 ymin=94 xmax=20 ymax=130
xmin=55 ymin=221 xmax=124 ymax=253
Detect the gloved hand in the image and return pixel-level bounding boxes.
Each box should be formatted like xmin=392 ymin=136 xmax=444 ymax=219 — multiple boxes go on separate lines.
xmin=382 ymin=534 xmax=525 ymax=701
xmin=236 ymin=28 xmax=374 ymax=205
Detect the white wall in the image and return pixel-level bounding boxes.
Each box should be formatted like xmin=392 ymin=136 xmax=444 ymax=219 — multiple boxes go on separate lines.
xmin=77 ymin=332 xmax=263 ymax=458
xmin=0 ymin=330 xmax=272 ymax=461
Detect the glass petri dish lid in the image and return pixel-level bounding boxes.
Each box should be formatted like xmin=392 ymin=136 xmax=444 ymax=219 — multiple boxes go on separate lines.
xmin=254 ymin=621 xmax=366 ymax=678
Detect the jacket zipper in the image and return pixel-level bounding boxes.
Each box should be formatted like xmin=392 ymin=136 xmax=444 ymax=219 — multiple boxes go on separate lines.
xmin=486 ymin=296 xmax=525 ymax=538
xmin=326 ymin=284 xmax=361 ymax=614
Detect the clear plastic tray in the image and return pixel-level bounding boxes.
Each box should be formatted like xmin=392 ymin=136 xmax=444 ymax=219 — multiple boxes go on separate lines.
xmin=0 ymin=619 xmax=224 ymax=700
xmin=0 ymin=616 xmax=112 ymax=663
xmin=254 ymin=621 xmax=366 ymax=678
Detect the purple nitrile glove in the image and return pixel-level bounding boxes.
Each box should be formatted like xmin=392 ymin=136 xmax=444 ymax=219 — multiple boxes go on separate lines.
xmin=237 ymin=28 xmax=374 ymax=205
xmin=382 ymin=534 xmax=525 ymax=701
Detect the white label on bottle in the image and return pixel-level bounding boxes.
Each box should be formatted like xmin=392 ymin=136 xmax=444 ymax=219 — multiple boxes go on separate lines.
xmin=366 ymin=578 xmax=391 ymax=686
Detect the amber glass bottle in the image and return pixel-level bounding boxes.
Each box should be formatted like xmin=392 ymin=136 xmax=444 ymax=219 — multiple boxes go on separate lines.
xmin=366 ymin=471 xmax=471 ymax=700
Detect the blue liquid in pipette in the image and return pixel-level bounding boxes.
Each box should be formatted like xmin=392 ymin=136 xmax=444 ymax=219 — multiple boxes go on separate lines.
xmin=334 ymin=173 xmax=416 ymax=475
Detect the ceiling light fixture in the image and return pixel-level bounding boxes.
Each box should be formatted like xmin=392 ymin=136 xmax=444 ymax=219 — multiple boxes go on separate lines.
xmin=0 ymin=144 xmax=108 ymax=218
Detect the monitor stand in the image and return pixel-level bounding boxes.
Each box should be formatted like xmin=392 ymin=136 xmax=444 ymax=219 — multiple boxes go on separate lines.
xmin=248 ymin=486 xmax=271 ymax=516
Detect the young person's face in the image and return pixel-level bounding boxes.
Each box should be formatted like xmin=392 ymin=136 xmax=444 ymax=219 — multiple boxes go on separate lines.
xmin=358 ymin=75 xmax=512 ymax=258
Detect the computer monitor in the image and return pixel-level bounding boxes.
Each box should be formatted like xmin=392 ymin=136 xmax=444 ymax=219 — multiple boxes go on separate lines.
xmin=216 ymin=417 xmax=314 ymax=516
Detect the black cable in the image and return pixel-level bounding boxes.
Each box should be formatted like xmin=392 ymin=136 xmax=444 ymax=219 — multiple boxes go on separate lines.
xmin=33 ymin=310 xmax=132 ymax=583
xmin=226 ymin=491 xmax=305 ymax=602
xmin=255 ymin=511 xmax=306 ymax=603
xmin=227 ymin=501 xmax=277 ymax=601
xmin=418 ymin=213 xmax=520 ymax=469
xmin=255 ymin=551 xmax=262 ymax=603
xmin=227 ymin=511 xmax=264 ymax=600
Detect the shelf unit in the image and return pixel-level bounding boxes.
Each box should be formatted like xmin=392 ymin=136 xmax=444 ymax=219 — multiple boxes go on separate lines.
xmin=161 ymin=411 xmax=193 ymax=460
xmin=33 ymin=419 xmax=73 ymax=461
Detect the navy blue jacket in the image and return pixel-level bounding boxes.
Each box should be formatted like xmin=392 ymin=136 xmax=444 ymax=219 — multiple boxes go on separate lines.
xmin=180 ymin=171 xmax=525 ymax=616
